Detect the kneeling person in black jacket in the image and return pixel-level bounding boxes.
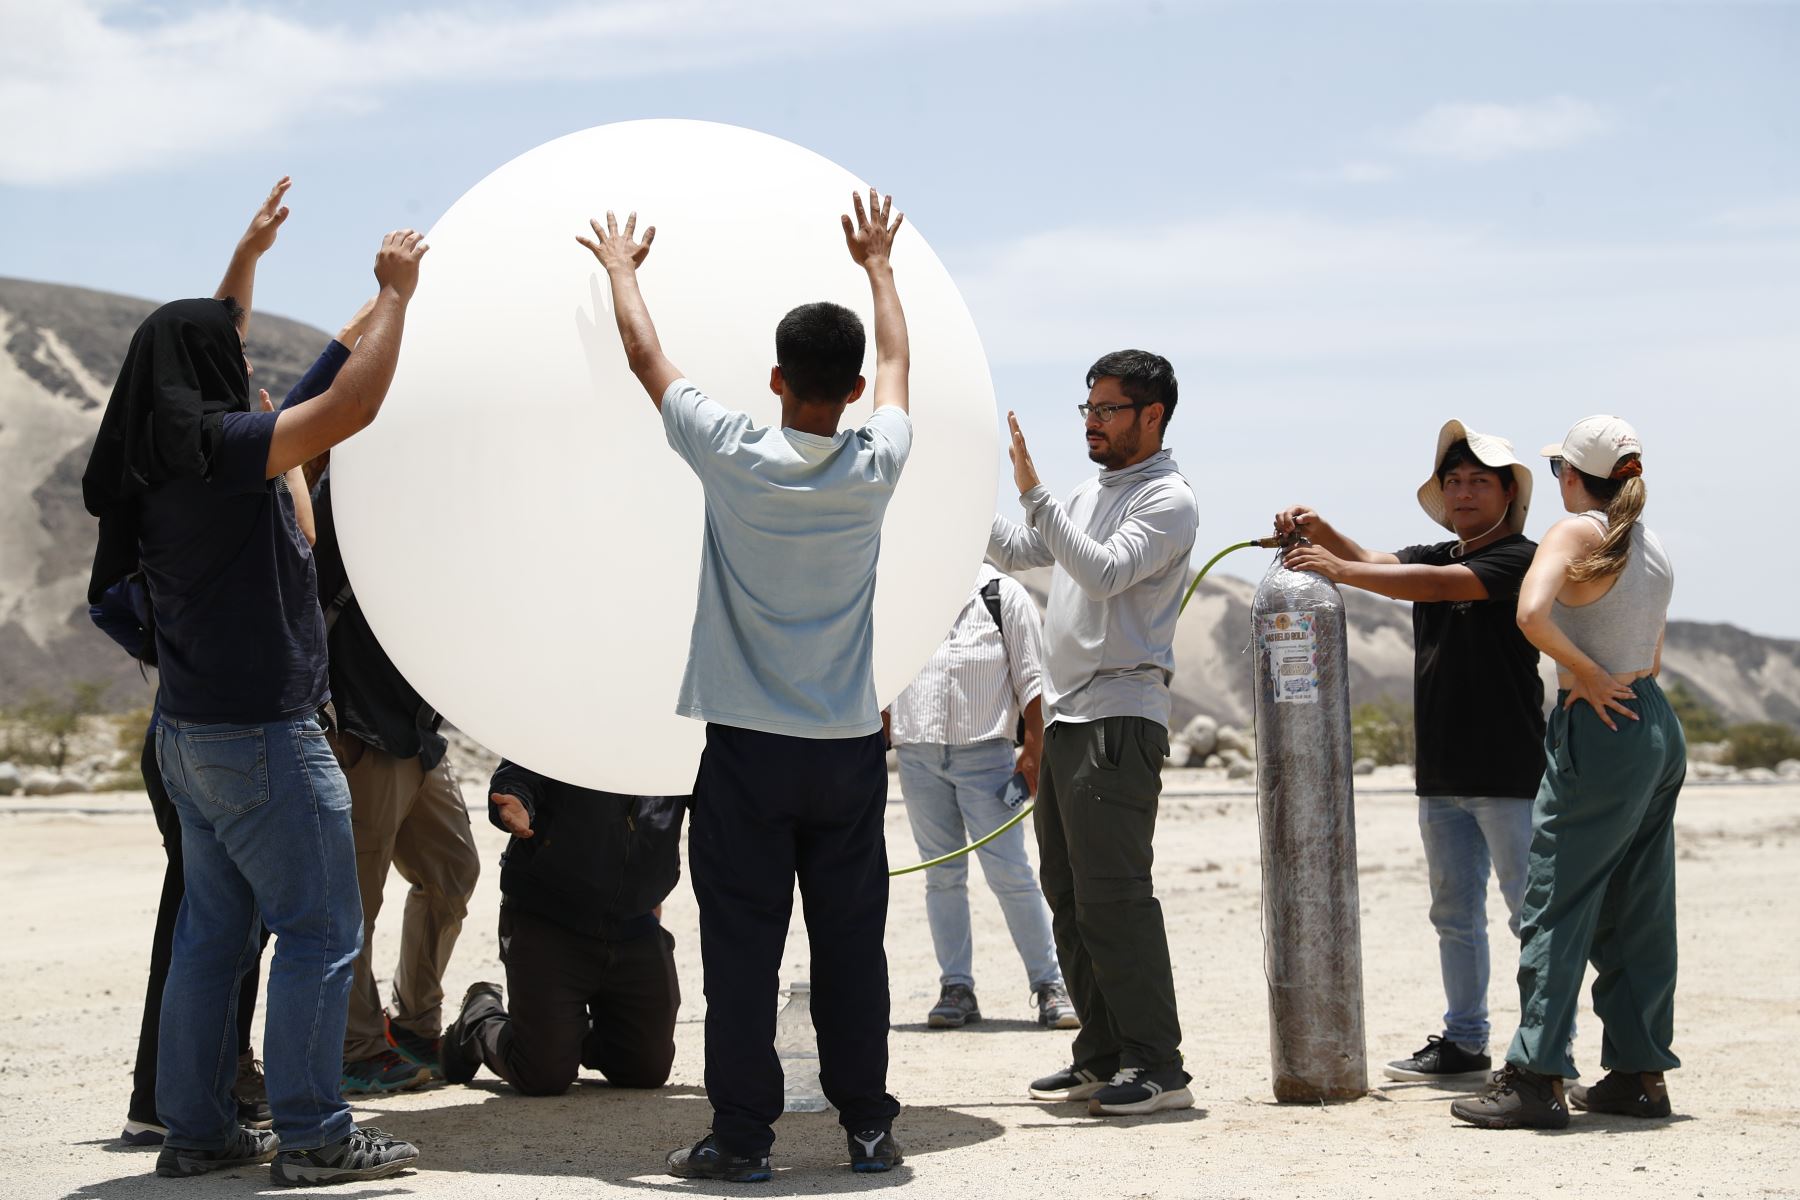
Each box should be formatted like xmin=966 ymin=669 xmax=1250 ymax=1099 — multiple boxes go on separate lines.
xmin=441 ymin=761 xmax=687 ymax=1095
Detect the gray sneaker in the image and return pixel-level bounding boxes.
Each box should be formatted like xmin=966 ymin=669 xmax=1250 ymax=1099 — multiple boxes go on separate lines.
xmin=155 ymin=1126 xmax=278 ymax=1177
xmin=927 ymin=983 xmax=980 ymax=1029
xmin=271 ymin=1126 xmax=419 ymax=1187
xmin=1034 ymin=982 xmax=1079 ymax=1029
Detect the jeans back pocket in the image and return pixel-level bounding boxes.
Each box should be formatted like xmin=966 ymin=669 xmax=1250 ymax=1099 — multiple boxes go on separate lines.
xmin=183 ymin=727 xmax=272 ymax=816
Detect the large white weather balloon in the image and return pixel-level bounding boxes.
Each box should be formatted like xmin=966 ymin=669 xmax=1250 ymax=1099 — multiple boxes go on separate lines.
xmin=332 ymin=120 xmax=997 ymax=795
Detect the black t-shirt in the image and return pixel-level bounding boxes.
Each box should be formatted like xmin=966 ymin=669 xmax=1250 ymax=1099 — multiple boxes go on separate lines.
xmin=137 ymin=410 xmax=329 ymax=723
xmin=1395 ymin=534 xmax=1546 ymax=799
xmin=310 ymin=476 xmax=447 ymax=769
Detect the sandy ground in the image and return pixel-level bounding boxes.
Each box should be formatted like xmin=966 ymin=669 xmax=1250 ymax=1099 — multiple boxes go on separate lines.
xmin=2 ymin=770 xmax=1797 ymax=1200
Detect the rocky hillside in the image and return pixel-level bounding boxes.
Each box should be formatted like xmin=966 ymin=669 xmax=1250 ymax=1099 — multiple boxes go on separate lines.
xmin=3 ymin=277 xmax=1797 ymax=737
xmin=0 ymin=276 xmax=331 ymax=706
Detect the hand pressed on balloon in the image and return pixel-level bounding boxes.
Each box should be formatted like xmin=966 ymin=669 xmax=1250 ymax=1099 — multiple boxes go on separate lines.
xmin=577 ymin=211 xmax=656 ymax=275
xmin=1283 ymin=543 xmax=1347 ymax=582
xmin=491 ymin=793 xmax=534 ymax=838
xmin=841 ymin=188 xmax=903 ymax=268
xmin=373 ymin=230 xmax=429 ymax=300
xmin=1006 ymin=411 xmax=1041 ymax=496
xmin=238 ymin=177 xmax=292 ymax=258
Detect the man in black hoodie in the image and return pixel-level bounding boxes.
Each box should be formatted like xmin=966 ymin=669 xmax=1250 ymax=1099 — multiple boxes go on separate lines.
xmin=440 ymin=762 xmax=686 ymax=1095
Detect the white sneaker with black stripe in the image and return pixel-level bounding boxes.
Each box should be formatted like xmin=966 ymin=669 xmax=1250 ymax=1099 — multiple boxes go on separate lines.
xmin=1087 ymin=1066 xmax=1195 ymax=1115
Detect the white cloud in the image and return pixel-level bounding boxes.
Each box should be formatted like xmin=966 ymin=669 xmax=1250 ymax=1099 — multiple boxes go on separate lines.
xmin=953 ymin=211 xmax=1800 ymax=367
xmin=1391 ymin=96 xmax=1611 ymax=163
xmin=0 ymin=0 xmax=1078 ymax=186
xmin=1708 ymin=198 xmax=1800 ymax=232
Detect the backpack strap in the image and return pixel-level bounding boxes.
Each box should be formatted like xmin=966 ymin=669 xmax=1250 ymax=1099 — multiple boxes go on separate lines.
xmin=322 ymin=583 xmax=355 ymax=633
xmin=979 ymin=577 xmax=1004 ymax=635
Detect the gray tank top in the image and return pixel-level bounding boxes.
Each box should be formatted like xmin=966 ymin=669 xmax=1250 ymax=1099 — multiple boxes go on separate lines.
xmin=1551 ymin=512 xmax=1673 ymax=674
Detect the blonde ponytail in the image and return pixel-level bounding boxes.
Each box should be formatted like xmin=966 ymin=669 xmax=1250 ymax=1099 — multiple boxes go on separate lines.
xmin=1568 ymin=460 xmax=1646 ymax=583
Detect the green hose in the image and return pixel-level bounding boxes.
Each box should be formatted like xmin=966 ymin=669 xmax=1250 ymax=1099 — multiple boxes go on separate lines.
xmin=887 ymin=535 xmax=1276 ymax=877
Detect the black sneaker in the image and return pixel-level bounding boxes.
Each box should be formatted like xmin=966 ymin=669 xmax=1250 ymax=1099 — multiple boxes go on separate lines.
xmin=271 ymin=1126 xmax=420 ymax=1186
xmin=154 ymin=1125 xmax=279 ymax=1177
xmin=234 ymin=1051 xmax=273 ymax=1128
xmin=1087 ymin=1066 xmax=1195 ymax=1116
xmin=1383 ymin=1034 xmax=1491 ymax=1082
xmin=1569 ymin=1070 xmax=1672 ymax=1119
xmin=847 ymin=1127 xmax=904 ymax=1173
xmin=665 ymin=1133 xmax=772 ymax=1183
xmin=1033 ymin=982 xmax=1079 ymax=1030
xmin=385 ymin=1012 xmax=443 ymax=1077
xmin=442 ymin=981 xmax=503 ymax=1085
xmin=1450 ymin=1064 xmax=1570 ymax=1130
xmin=1027 ymin=1065 xmax=1109 ymax=1102
xmin=927 ymin=983 xmax=980 ymax=1029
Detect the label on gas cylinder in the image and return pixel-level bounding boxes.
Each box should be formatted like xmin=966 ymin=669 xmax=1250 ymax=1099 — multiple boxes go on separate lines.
xmin=1260 ymin=610 xmax=1320 ymax=704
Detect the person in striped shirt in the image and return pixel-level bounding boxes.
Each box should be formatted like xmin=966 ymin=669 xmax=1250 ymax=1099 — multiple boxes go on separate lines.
xmin=886 ymin=566 xmax=1077 ymax=1032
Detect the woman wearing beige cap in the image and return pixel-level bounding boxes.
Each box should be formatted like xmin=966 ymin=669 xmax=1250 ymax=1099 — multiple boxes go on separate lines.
xmin=1453 ymin=415 xmax=1684 ymax=1132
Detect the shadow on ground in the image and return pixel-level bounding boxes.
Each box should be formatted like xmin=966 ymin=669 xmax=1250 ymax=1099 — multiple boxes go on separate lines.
xmin=64 ymin=1083 xmax=1005 ymax=1197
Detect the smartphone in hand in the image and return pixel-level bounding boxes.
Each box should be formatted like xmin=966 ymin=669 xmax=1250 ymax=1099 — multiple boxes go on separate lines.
xmin=997 ymin=770 xmax=1029 ymax=811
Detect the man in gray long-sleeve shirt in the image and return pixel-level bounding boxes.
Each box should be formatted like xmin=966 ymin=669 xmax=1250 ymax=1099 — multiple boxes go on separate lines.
xmin=989 ymin=349 xmax=1198 ymax=1117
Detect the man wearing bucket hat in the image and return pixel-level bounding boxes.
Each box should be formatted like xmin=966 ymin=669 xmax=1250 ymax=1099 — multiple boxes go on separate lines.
xmin=1276 ymin=419 xmax=1545 ymax=1083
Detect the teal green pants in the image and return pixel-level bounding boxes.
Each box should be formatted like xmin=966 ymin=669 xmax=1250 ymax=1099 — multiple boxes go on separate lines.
xmin=1507 ymin=676 xmax=1686 ymax=1079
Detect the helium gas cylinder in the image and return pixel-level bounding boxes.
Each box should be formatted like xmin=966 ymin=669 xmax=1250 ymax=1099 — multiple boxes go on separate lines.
xmin=1250 ymin=545 xmax=1368 ymax=1102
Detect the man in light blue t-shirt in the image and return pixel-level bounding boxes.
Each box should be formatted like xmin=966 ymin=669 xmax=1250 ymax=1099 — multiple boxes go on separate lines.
xmin=576 ymin=191 xmax=911 ymax=1183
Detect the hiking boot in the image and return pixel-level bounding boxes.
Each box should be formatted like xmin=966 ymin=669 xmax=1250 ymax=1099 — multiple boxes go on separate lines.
xmin=441 ymin=981 xmax=503 ymax=1086
xmin=271 ymin=1126 xmax=419 ymax=1186
xmin=385 ymin=1012 xmax=443 ymax=1077
xmin=341 ymin=1049 xmax=431 ymax=1095
xmin=1034 ymin=982 xmax=1079 ymax=1030
xmin=847 ymin=1127 xmax=904 ymax=1173
xmin=1088 ymin=1066 xmax=1195 ymax=1116
xmin=234 ymin=1051 xmax=273 ymax=1128
xmin=927 ymin=983 xmax=980 ymax=1029
xmin=1569 ymin=1071 xmax=1672 ymax=1119
xmin=1450 ymin=1064 xmax=1570 ymax=1130
xmin=155 ymin=1125 xmax=279 ymax=1177
xmin=1383 ymin=1034 xmax=1491 ymax=1082
xmin=665 ymin=1133 xmax=772 ymax=1183
xmin=121 ymin=1118 xmax=167 ymax=1147
xmin=1027 ymin=1065 xmax=1109 ymax=1102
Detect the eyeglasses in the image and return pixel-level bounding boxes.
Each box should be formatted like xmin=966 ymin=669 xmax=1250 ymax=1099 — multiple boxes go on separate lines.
xmin=1076 ymin=401 xmax=1144 ymax=422
xmin=1549 ymin=456 xmax=1566 ymax=479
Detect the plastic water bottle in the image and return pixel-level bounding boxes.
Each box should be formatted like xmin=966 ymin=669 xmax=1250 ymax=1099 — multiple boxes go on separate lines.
xmin=775 ymin=980 xmax=829 ymax=1113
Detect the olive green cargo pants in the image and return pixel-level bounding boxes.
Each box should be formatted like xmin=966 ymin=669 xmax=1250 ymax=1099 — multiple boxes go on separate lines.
xmin=1507 ymin=677 xmax=1686 ymax=1079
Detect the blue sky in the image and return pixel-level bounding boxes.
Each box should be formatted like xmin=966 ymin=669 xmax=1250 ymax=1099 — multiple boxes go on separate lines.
xmin=3 ymin=1 xmax=1796 ymax=634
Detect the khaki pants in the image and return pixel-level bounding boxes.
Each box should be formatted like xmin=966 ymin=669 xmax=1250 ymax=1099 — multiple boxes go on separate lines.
xmin=331 ymin=731 xmax=482 ymax=1062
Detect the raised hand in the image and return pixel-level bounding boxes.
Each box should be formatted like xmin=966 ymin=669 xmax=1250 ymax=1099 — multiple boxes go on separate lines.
xmin=842 ymin=188 xmax=904 ymax=268
xmin=1007 ymin=411 xmax=1041 ymax=496
xmin=577 ymin=210 xmax=656 ymax=275
xmin=491 ymin=793 xmax=535 ymax=838
xmin=373 ymin=229 xmax=429 ymax=300
xmin=239 ymin=177 xmax=292 ymax=257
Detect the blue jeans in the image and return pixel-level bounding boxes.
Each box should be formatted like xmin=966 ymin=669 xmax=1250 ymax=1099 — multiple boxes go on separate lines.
xmin=897 ymin=740 xmax=1061 ymax=991
xmin=156 ymin=714 xmax=362 ymax=1152
xmin=1418 ymin=795 xmax=1534 ymax=1050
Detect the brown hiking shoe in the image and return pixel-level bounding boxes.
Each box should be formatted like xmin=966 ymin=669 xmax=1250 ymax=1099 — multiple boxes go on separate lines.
xmin=1450 ymin=1064 xmax=1570 ymax=1130
xmin=1569 ymin=1071 xmax=1671 ymax=1118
